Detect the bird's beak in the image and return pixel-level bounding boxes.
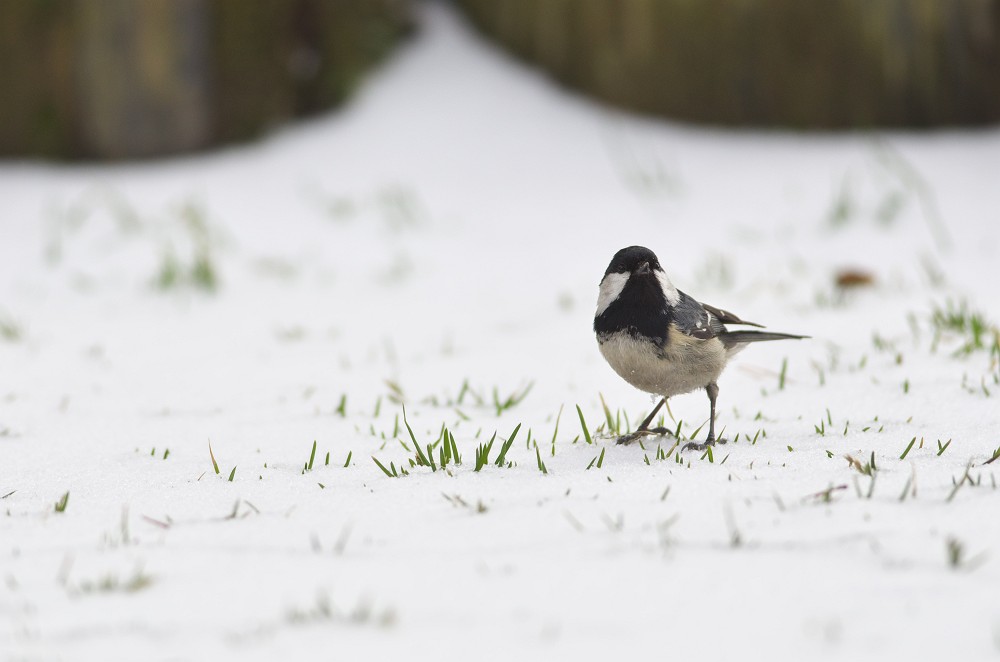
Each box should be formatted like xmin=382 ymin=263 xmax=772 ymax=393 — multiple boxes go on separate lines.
xmin=636 ymin=262 xmax=651 ymax=275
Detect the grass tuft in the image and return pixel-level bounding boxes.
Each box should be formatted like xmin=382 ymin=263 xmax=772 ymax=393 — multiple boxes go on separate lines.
xmin=930 ymin=300 xmax=999 ymax=356
xmin=493 ymin=383 xmax=533 ymax=416
xmin=474 ymin=433 xmax=497 ymax=472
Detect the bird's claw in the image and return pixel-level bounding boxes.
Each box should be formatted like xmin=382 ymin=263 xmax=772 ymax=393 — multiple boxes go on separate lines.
xmin=681 ymin=438 xmax=727 ymax=452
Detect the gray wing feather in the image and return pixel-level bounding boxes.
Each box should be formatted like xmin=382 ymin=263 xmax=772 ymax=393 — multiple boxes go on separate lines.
xmin=672 ymin=291 xmax=716 ymax=340
xmin=701 ymin=302 xmax=764 ymax=328
xmin=718 ymin=330 xmax=809 ymax=349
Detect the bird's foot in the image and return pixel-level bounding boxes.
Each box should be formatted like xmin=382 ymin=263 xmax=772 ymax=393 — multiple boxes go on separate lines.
xmin=615 ymin=427 xmax=673 ymax=446
xmin=681 ymin=437 xmax=727 ymax=452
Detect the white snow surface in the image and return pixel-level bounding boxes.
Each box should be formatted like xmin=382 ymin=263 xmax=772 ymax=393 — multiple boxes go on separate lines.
xmin=3 ymin=4 xmax=1000 ymax=661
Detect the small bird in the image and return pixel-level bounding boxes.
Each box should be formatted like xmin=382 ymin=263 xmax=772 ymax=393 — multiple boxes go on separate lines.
xmin=594 ymin=246 xmax=807 ymax=450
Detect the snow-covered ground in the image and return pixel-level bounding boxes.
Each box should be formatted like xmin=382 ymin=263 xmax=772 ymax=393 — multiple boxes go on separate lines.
xmin=3 ymin=4 xmax=1000 ymax=661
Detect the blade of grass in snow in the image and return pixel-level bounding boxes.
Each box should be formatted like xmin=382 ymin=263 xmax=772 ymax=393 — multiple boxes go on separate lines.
xmin=402 ymin=405 xmax=435 ymax=471
xmin=54 ymin=491 xmax=70 ymax=513
xmin=474 ymin=432 xmax=496 ymax=472
xmin=946 ymin=463 xmax=974 ymax=502
xmin=900 ymin=437 xmax=917 ymax=459
xmin=494 ymin=423 xmax=521 ymax=467
xmin=576 ymin=405 xmax=593 ymax=445
xmin=551 ymin=404 xmax=563 ymax=456
xmin=372 ymin=456 xmax=395 ymax=478
xmin=599 ymin=394 xmax=616 ymax=435
xmin=412 ymin=440 xmax=432 ymax=468
xmin=208 ymin=439 xmax=220 ymax=474
xmin=493 ymin=382 xmax=533 ymax=416
xmin=385 ymin=380 xmax=404 ymax=403
xmin=448 ymin=430 xmax=461 ymax=465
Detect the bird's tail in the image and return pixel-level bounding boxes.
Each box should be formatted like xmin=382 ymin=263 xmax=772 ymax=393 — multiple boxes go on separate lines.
xmin=719 ymin=331 xmax=809 ymax=348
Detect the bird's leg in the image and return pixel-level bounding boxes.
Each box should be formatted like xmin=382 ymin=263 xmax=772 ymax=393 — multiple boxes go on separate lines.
xmin=706 ymin=382 xmax=719 ymax=443
xmin=637 ymin=398 xmax=667 ymax=432
xmin=682 ymin=382 xmax=727 ymax=452
xmin=616 ymin=398 xmax=671 ymax=445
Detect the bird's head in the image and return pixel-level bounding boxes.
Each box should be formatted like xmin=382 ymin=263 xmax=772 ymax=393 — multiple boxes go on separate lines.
xmin=603 ymin=245 xmax=662 ymax=279
xmin=596 ymin=246 xmax=679 ymax=320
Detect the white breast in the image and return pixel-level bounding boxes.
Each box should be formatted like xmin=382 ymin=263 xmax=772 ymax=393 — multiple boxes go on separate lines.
xmin=598 ymin=326 xmax=727 ymax=397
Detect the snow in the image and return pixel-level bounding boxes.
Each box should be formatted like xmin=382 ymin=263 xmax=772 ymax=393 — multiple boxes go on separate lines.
xmin=2 ymin=4 xmax=1000 ymax=660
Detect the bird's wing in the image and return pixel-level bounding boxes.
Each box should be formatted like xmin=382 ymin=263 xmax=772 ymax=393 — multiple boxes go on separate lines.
xmin=701 ymin=302 xmax=765 ymax=329
xmin=673 ymin=297 xmax=807 ymax=349
xmin=670 ymin=291 xmax=718 ymax=340
xmin=701 ymin=301 xmax=809 ymax=348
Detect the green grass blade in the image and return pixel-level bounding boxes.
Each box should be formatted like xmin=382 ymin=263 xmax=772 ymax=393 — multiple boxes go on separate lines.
xmin=450 ymin=431 xmax=461 ymax=465
xmin=937 ymin=439 xmax=952 ymax=456
xmin=900 ymin=437 xmax=916 ymax=459
xmin=372 ymin=456 xmax=394 ymax=478
xmin=535 ymin=446 xmax=547 ymax=474
xmin=494 ymin=423 xmax=521 ymax=467
xmin=576 ymin=405 xmax=593 ymax=445
xmin=599 ymin=394 xmax=615 ymax=433
xmin=208 ymin=439 xmax=220 ymax=474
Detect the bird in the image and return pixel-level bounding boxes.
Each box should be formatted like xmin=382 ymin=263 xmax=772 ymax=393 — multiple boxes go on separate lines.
xmin=594 ymin=245 xmax=807 ymax=450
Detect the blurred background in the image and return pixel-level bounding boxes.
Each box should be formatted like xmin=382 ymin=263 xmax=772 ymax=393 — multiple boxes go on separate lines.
xmin=2 ymin=0 xmax=998 ymax=161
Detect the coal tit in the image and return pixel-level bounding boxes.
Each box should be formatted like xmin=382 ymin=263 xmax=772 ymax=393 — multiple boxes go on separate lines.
xmin=594 ymin=246 xmax=807 ymax=450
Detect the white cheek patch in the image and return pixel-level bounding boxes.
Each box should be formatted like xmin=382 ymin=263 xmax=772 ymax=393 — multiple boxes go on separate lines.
xmin=596 ymin=272 xmax=630 ymax=316
xmin=656 ymin=270 xmax=680 ymax=306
